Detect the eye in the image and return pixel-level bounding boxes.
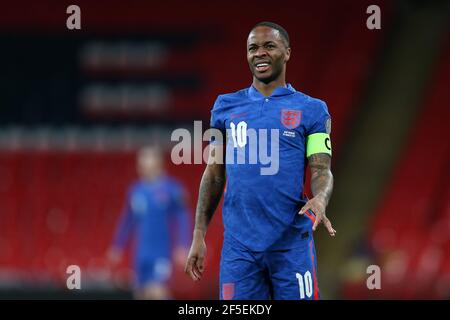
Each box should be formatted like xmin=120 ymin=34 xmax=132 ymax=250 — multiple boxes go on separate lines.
xmin=248 ymin=46 xmax=257 ymax=52
xmin=265 ymin=44 xmax=276 ymax=49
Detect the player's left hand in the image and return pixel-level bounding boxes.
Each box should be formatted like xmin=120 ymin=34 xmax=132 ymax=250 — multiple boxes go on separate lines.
xmin=299 ymin=196 xmax=336 ymax=237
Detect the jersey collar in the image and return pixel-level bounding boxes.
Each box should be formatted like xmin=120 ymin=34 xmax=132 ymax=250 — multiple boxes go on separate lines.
xmin=248 ymin=83 xmax=296 ymax=100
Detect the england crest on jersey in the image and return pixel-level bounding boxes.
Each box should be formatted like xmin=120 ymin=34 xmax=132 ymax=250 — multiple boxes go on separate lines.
xmin=281 ymin=109 xmax=302 ymax=129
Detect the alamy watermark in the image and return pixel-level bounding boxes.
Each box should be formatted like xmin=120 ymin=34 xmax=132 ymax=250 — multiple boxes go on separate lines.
xmin=366 ymin=5 xmax=381 ymax=30
xmin=66 ymin=265 xmax=81 ymax=290
xmin=66 ymin=5 xmax=81 ymax=30
xmin=366 ymin=264 xmax=381 ymax=290
xmin=65 ymin=5 xmax=380 ymax=32
xmin=171 ymin=121 xmax=280 ymax=176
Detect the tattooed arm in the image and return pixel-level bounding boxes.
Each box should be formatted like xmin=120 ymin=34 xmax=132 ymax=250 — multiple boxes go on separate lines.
xmin=299 ymin=153 xmax=336 ymax=237
xmin=185 ymin=144 xmax=226 ymax=281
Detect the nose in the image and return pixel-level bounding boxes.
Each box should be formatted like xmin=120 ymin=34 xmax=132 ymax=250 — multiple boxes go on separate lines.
xmin=254 ymin=46 xmax=268 ymax=57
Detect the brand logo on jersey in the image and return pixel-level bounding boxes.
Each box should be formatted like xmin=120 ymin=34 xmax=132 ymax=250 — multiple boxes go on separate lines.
xmin=222 ymin=283 xmax=235 ymax=300
xmin=281 ymin=109 xmax=302 ymax=129
xmin=230 ymin=112 xmax=248 ymax=120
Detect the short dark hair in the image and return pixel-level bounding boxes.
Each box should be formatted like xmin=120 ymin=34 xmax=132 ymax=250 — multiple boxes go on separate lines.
xmin=252 ymin=21 xmax=290 ymax=47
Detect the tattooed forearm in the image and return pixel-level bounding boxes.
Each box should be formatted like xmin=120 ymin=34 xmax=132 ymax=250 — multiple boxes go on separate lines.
xmin=194 ymin=163 xmax=226 ymax=234
xmin=309 ymin=153 xmax=333 ymax=205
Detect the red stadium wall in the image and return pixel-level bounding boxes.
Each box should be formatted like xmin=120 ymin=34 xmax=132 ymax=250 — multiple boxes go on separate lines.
xmin=0 ymin=0 xmax=392 ymax=298
xmin=343 ymin=39 xmax=450 ymax=299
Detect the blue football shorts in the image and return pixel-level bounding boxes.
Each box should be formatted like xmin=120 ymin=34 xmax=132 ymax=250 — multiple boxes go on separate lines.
xmin=220 ymin=212 xmax=320 ymax=300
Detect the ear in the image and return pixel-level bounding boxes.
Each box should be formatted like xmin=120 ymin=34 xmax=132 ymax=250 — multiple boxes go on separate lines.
xmin=285 ymin=47 xmax=291 ymax=63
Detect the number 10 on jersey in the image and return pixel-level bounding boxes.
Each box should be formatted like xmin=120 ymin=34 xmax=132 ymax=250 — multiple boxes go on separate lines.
xmin=230 ymin=121 xmax=247 ymax=148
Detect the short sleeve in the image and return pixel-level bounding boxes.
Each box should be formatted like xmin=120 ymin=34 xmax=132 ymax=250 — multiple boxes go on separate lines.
xmin=209 ymin=96 xmax=226 ymax=145
xmin=210 ymin=96 xmax=225 ymax=130
xmin=307 ymin=100 xmax=331 ymax=135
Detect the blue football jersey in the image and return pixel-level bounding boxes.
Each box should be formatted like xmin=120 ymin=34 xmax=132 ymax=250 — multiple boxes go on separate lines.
xmin=210 ymin=84 xmax=331 ymax=251
xmin=113 ymin=176 xmax=191 ymax=262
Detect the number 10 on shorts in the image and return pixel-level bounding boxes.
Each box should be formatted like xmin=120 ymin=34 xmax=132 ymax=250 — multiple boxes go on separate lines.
xmin=296 ymin=271 xmax=313 ymax=299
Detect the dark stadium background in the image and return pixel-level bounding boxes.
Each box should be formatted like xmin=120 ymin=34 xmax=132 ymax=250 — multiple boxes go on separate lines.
xmin=0 ymin=0 xmax=449 ymax=299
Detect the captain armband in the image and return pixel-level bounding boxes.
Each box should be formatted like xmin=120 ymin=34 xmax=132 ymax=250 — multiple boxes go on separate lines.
xmin=306 ymin=133 xmax=332 ymax=157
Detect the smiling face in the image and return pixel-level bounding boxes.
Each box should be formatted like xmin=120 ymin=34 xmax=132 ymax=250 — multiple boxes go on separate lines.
xmin=247 ymin=26 xmax=291 ymax=84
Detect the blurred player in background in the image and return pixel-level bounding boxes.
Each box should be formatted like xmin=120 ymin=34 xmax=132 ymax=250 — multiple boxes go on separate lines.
xmin=108 ymin=146 xmax=191 ymax=299
xmin=185 ymin=22 xmax=336 ymax=299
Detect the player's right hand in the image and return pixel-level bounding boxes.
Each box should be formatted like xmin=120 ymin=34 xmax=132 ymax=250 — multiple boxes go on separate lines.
xmin=184 ymin=230 xmax=207 ymax=282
